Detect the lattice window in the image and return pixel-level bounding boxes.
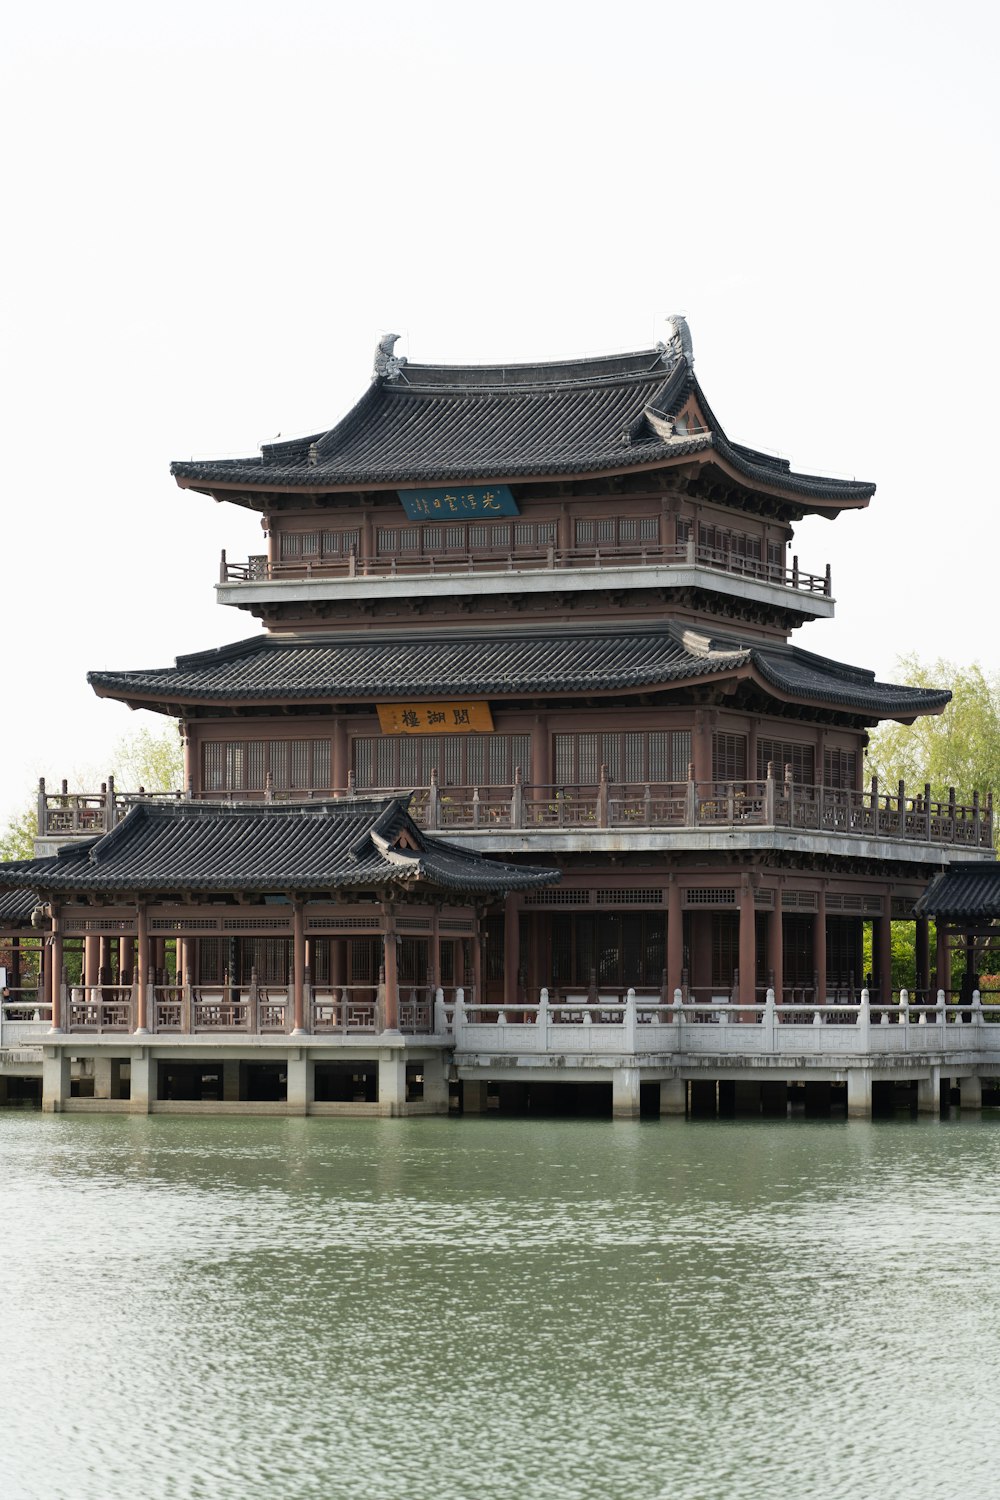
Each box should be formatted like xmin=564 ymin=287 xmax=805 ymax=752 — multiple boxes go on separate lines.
xmin=712 ymin=733 xmax=747 ymax=783
xmin=824 ymin=748 xmax=858 ymax=791
xmin=596 ymin=888 xmax=664 ymax=905
xmin=439 ymin=920 xmax=474 ymax=932
xmin=322 ymin=530 xmax=359 ymax=555
xmin=352 ymin=734 xmax=530 ymax=789
xmin=550 ymin=912 xmax=665 ymax=988
xmin=308 ymin=917 xmax=380 ymax=930
xmin=685 ymin=888 xmax=737 ymax=906
xmin=758 ymin=738 xmax=815 ymax=785
xmin=222 ymin=918 xmax=291 ymax=932
xmin=781 ymin=891 xmax=818 ymax=910
xmin=524 ymin=888 xmax=592 ymax=906
xmin=241 ymin=937 xmax=290 ymax=984
xmin=397 ymin=917 xmax=432 ymax=931
xmin=201 ymin=739 xmax=332 ymax=794
xmin=554 ymin=730 xmax=691 ymax=786
xmin=152 ymin=917 xmax=219 ymax=931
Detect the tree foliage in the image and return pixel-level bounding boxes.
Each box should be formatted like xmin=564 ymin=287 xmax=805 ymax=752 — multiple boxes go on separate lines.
xmin=866 ymin=655 xmax=1000 ymax=808
xmin=0 ymin=801 xmax=37 ymax=862
xmin=107 ymin=725 xmax=184 ymax=792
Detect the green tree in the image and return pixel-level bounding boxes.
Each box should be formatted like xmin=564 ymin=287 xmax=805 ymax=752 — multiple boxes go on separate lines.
xmin=0 ymin=801 xmax=36 ymax=862
xmin=866 ymin=655 xmax=1000 ymax=810
xmin=107 ymin=724 xmax=184 ymax=792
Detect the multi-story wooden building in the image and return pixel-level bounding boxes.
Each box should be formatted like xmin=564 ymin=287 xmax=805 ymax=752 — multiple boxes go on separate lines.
xmin=1 ymin=320 xmax=994 ymax=1116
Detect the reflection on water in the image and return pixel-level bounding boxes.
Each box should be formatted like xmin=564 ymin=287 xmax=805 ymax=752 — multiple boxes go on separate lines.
xmin=2 ymin=1113 xmax=1000 ymax=1500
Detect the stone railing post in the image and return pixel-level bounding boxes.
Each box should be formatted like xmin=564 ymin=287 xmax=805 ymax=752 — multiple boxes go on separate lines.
xmin=765 ymin=761 xmax=775 ymax=824
xmin=857 ymin=987 xmax=871 ymax=1048
xmin=182 ymin=982 xmax=193 ymax=1034
xmin=762 ymin=987 xmax=777 ymax=1050
xmin=538 ymin=986 xmax=550 ymax=1049
xmin=685 ymin=763 xmax=697 ymax=825
xmin=624 ymin=988 xmax=637 ymax=1053
xmin=106 ymin=774 xmax=116 ymax=831
xmin=434 ymin=986 xmax=447 ymax=1036
xmin=597 ymin=764 xmax=609 ymax=829
xmin=899 ymin=987 xmax=909 ymax=1025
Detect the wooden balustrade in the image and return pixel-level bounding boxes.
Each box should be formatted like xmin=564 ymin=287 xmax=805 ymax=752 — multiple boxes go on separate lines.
xmin=37 ymin=772 xmax=994 ymax=848
xmin=219 ymin=541 xmax=833 ymax=595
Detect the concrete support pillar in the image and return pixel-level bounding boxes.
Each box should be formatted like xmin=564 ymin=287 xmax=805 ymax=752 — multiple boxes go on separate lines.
xmin=222 ymin=1060 xmax=240 ymax=1102
xmin=287 ymin=1051 xmax=313 ymax=1114
xmin=667 ymin=878 xmax=683 ymax=996
xmin=612 ymin=1066 xmax=641 ymax=1119
xmin=814 ymin=887 xmax=827 ymax=1005
xmin=93 ymin=1055 xmax=114 ymax=1100
xmin=767 ymin=898 xmax=783 ymax=1003
xmin=42 ymin=1048 xmax=71 ymax=1112
xmin=129 ymin=1048 xmax=154 ymax=1114
xmin=847 ymin=1068 xmax=872 ymax=1119
xmin=421 ymin=1051 xmax=450 ymax=1113
xmin=659 ymin=1077 xmax=687 ymax=1116
xmin=917 ymin=1068 xmax=941 ymax=1115
xmin=378 ymin=1051 xmax=406 ymax=1116
xmin=463 ymin=1078 xmax=488 ymax=1113
xmin=959 ymin=1074 xmax=982 ymax=1110
xmin=739 ymin=880 xmax=756 ymax=1008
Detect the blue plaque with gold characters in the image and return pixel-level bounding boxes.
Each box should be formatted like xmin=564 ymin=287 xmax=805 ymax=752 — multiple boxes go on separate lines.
xmin=397 ymin=484 xmax=520 ymax=520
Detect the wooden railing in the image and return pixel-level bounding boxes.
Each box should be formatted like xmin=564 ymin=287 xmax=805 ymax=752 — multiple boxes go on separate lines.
xmin=37 ymin=771 xmax=994 ymax=849
xmin=220 ymin=542 xmax=832 ymax=597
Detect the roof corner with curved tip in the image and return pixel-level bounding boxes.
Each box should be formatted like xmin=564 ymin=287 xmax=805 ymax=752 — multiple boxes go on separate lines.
xmin=86 ymin=623 xmax=951 ymax=723
xmin=169 ymin=321 xmax=876 ymax=507
xmin=0 ymin=798 xmax=561 ymax=900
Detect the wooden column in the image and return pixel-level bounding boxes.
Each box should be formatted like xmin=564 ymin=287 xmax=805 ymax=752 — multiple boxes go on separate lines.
xmin=177 ymin=936 xmax=190 ymax=987
xmin=99 ymin=936 xmax=110 ymax=984
xmin=767 ymin=897 xmax=783 ymax=1003
xmin=49 ymin=907 xmax=64 ymax=1032
xmin=153 ymin=938 xmax=166 ymax=984
xmin=531 ymin=715 xmax=549 ymax=794
xmin=135 ymin=904 xmax=149 ymax=1032
xmin=693 ymin=710 xmax=712 ymax=784
xmin=504 ymin=895 xmax=520 ymax=1010
xmin=183 ymin=730 xmax=195 ymax=798
xmin=667 ymin=877 xmax=683 ymax=996
xmin=332 ymin=719 xmax=348 ymax=793
xmin=739 ymin=878 xmax=756 ymax=1008
xmin=876 ymin=911 xmax=893 ymax=1002
xmin=936 ymin=920 xmax=951 ymax=995
xmin=430 ymin=911 xmax=441 ymax=992
xmin=915 ymin=917 xmax=931 ymax=997
xmin=382 ymin=908 xmax=399 ymax=1031
xmin=119 ymin=935 xmax=134 ymax=985
xmin=814 ymin=887 xmax=827 ymax=1004
xmin=10 ymin=935 xmax=20 ymax=990
xmin=84 ymin=935 xmax=100 ymax=988
xmin=331 ymin=937 xmax=347 ymax=989
xmin=472 ymin=914 xmax=484 ymax=1006
xmin=292 ymin=900 xmax=306 ymax=1033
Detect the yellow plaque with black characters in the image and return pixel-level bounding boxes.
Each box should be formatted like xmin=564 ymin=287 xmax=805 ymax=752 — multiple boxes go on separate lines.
xmin=377 ymin=702 xmax=495 ymax=734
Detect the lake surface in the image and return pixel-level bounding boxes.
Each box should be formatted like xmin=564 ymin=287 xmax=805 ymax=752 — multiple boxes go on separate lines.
xmin=1 ymin=1111 xmax=998 ymax=1500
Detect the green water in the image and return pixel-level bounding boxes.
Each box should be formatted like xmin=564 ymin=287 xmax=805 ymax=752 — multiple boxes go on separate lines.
xmin=1 ymin=1112 xmax=998 ymax=1500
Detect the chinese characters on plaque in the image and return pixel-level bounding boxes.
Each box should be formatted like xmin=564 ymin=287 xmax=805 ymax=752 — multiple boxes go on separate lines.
xmin=376 ymin=702 xmax=495 ymax=735
xmin=397 ymin=484 xmax=520 ymax=520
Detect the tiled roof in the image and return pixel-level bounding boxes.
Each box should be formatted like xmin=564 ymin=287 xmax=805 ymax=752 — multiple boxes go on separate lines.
xmin=170 ymin=340 xmax=874 ymax=505
xmin=0 ymin=886 xmax=37 ymax=926
xmin=0 ymin=799 xmax=559 ymax=898
xmin=88 ymin=626 xmax=950 ymax=719
xmin=914 ymin=863 xmax=1000 ymax=920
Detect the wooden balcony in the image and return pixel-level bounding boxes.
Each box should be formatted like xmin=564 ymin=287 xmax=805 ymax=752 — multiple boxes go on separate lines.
xmin=36 ymin=772 xmax=995 ymax=851
xmin=220 ymin=541 xmax=832 ymax=597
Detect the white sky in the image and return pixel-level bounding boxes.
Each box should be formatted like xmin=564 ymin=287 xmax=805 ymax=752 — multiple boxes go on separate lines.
xmin=1 ymin=0 xmax=997 ymax=825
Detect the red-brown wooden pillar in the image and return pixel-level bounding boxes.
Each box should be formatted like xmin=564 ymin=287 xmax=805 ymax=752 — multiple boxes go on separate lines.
xmin=292 ymin=900 xmax=306 ymax=1034
xmin=768 ymin=897 xmax=783 ymax=1003
xmin=382 ymin=910 xmax=399 ymax=1031
xmin=667 ymin=877 xmax=683 ymax=996
xmin=331 ymin=937 xmax=347 ymax=990
xmin=472 ymin=914 xmax=484 ymax=1006
xmin=531 ymin=715 xmax=549 ymax=796
xmin=875 ymin=911 xmax=893 ymax=1001
xmin=739 ymin=878 xmax=756 ymax=1009
xmin=504 ymin=895 xmax=520 ymax=1010
xmin=430 ymin=912 xmax=441 ymax=993
xmin=814 ymin=888 xmax=827 ymax=1005
xmin=119 ymin=935 xmax=134 ymax=985
xmin=332 ymin=719 xmax=348 ymax=793
xmin=135 ymin=904 xmax=149 ymax=1033
xmin=84 ymin=935 xmax=99 ymax=989
xmin=936 ymin=920 xmax=951 ymax=996
xmin=49 ymin=906 xmax=64 ymax=1032
xmin=915 ymin=917 xmax=931 ymax=997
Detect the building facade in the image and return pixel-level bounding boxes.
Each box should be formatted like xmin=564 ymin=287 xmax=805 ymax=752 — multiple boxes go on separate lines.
xmin=1 ymin=320 xmax=994 ymax=1116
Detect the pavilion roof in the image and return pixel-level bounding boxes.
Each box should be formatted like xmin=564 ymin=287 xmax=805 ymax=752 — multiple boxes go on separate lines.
xmin=0 ymin=799 xmax=559 ymax=900
xmin=88 ymin=624 xmax=950 ymax=721
xmin=914 ymin=863 xmax=1000 ymax=920
xmin=170 ymin=327 xmax=874 ymax=510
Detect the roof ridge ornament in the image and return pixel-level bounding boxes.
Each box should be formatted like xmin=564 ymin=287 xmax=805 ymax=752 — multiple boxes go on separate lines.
xmin=373 ymin=332 xmax=407 ymax=382
xmin=660 ymin=314 xmax=694 ymax=371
